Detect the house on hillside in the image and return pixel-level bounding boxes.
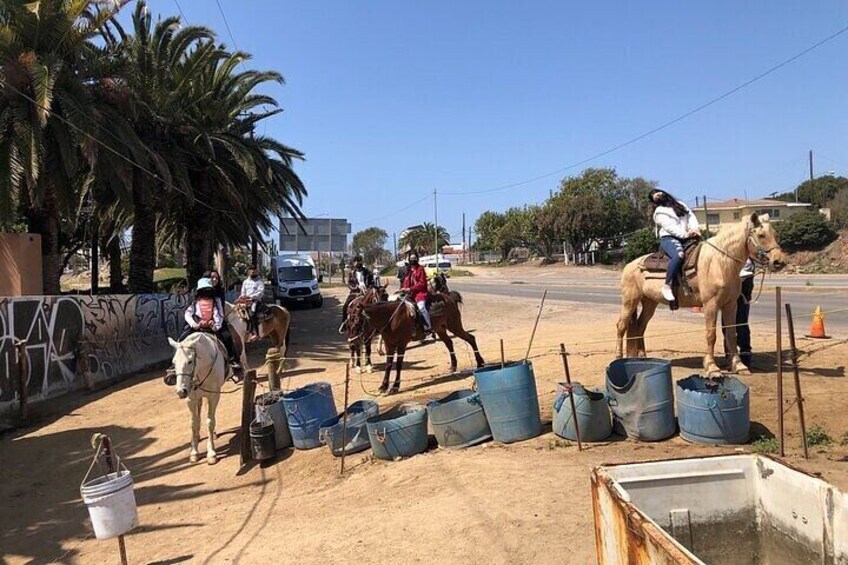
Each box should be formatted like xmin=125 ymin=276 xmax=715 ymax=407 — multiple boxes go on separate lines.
xmin=692 ymin=198 xmax=812 ymax=232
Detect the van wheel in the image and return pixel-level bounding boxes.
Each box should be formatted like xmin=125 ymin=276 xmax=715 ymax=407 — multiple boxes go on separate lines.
xmin=312 ymin=296 xmax=323 ymax=309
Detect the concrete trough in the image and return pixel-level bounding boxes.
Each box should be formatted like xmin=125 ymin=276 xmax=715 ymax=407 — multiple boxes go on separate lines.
xmin=592 ymin=455 xmax=847 ymax=564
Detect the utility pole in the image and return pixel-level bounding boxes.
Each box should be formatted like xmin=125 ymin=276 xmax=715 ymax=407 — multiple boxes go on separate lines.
xmin=809 ymin=150 xmax=814 ymax=181
xmin=462 ymin=213 xmax=466 ymax=265
xmin=433 ymin=188 xmax=439 ymax=258
xmin=702 ymin=194 xmax=710 ymax=234
xmin=393 ymin=232 xmax=398 ymax=261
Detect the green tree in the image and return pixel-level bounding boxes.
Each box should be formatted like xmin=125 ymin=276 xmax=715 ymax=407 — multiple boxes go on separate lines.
xmin=776 ymin=211 xmax=838 ymax=251
xmin=620 ymin=176 xmax=658 ymax=228
xmin=624 ymin=228 xmax=659 ymax=262
xmin=0 ymin=0 xmax=123 ymax=293
xmin=774 ymin=175 xmax=848 ymax=208
xmin=496 ymin=207 xmax=534 ymax=258
xmin=352 ymin=227 xmax=389 ymax=265
xmin=399 ymin=222 xmax=449 ymax=255
xmin=473 ymin=211 xmax=506 ymax=252
xmin=827 ymin=189 xmax=848 ymax=230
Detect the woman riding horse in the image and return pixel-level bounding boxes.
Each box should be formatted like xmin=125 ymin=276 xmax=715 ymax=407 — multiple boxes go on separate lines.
xmin=649 ymin=188 xmax=701 ymax=303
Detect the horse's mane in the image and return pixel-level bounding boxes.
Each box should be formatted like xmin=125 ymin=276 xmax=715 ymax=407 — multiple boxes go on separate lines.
xmin=702 ymin=217 xmax=751 ymax=264
xmin=178 ymin=331 xmax=218 ymax=350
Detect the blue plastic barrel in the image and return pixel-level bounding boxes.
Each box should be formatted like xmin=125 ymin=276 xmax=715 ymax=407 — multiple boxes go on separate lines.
xmin=676 ymin=375 xmax=750 ymax=445
xmin=606 ymin=358 xmax=676 ymax=441
xmin=318 ymin=400 xmax=379 ymax=457
xmin=366 ymin=404 xmax=429 ymax=460
xmin=552 ymin=383 xmax=612 ymax=442
xmin=427 ymin=390 xmax=492 ymax=448
xmin=283 ymin=382 xmax=337 ymax=450
xmin=474 ymin=362 xmax=542 ymax=443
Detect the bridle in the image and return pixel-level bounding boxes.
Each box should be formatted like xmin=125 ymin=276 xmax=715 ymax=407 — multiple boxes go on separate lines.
xmin=703 ymin=222 xmax=778 ymax=269
xmin=175 ymin=335 xmax=220 ymax=394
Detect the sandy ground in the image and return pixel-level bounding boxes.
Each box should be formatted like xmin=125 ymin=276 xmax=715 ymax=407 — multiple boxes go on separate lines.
xmin=1 ymin=286 xmax=847 ymax=565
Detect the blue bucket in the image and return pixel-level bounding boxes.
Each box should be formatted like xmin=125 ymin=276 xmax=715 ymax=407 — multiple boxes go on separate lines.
xmin=366 ymin=404 xmax=429 ymax=460
xmin=427 ymin=390 xmax=492 ymax=448
xmin=474 ymin=361 xmax=542 ymax=444
xmin=283 ymin=382 xmax=337 ymax=450
xmin=552 ymin=383 xmax=612 ymax=442
xmin=606 ymin=358 xmax=676 ymax=441
xmin=318 ymin=400 xmax=379 ymax=457
xmin=676 ymin=375 xmax=750 ymax=445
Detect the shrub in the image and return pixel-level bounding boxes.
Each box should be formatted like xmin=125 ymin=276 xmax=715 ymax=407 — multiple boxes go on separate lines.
xmin=751 ymin=436 xmax=779 ymax=454
xmin=776 ymin=211 xmax=838 ymax=251
xmin=624 ymin=228 xmax=658 ymax=262
xmin=805 ymin=424 xmax=833 ymax=447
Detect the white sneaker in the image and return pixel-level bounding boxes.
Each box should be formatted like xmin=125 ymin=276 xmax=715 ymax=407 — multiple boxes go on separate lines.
xmin=661 ymin=285 xmax=675 ymax=302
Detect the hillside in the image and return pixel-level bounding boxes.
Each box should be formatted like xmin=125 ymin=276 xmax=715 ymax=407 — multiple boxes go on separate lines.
xmin=785 ymin=230 xmax=848 ymax=274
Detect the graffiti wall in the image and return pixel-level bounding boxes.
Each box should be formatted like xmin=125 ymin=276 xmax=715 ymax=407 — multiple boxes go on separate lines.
xmin=0 ymin=293 xmax=190 ymax=422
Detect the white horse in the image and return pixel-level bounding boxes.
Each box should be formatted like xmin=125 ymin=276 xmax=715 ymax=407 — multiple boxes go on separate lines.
xmin=168 ymin=332 xmax=227 ymax=464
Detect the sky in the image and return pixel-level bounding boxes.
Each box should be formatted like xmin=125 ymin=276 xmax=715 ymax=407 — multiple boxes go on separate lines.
xmin=145 ymin=0 xmax=848 ymax=244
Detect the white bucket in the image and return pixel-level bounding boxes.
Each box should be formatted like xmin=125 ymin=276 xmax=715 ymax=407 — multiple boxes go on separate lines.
xmin=81 ymin=469 xmax=138 ymax=539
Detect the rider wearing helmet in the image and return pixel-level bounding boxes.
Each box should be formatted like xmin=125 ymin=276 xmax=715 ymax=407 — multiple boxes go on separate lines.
xmin=165 ymin=278 xmax=242 ymax=384
xmin=401 ymin=252 xmax=431 ymax=332
xmin=340 ymin=255 xmax=375 ymax=330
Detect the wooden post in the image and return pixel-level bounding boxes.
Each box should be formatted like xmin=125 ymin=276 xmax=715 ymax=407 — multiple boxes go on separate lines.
xmin=524 ymin=290 xmax=547 ymax=362
xmin=340 ymin=363 xmax=351 ymax=476
xmin=785 ymin=304 xmax=809 ymax=459
xmin=239 ymin=370 xmax=257 ymax=469
xmin=99 ymin=435 xmax=129 ymax=565
xmin=559 ymin=344 xmax=582 ymax=451
xmin=499 ymin=339 xmax=505 ymax=369
xmin=775 ymin=287 xmax=784 ymax=457
xmin=14 ymin=340 xmax=28 ymax=423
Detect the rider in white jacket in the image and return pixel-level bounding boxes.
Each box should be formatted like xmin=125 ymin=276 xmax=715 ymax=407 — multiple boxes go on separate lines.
xmin=649 ymin=188 xmax=701 ymax=302
xmin=240 ymin=266 xmax=266 ymax=339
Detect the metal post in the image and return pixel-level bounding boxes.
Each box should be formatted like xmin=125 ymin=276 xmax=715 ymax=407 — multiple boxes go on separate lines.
xmin=703 ymin=195 xmax=710 ymax=233
xmin=776 ymin=287 xmax=784 ymax=457
xmin=524 ymin=290 xmax=547 ymax=361
xmin=500 ymin=339 xmax=505 ymax=369
xmin=340 ymin=363 xmax=351 ymax=475
xmin=15 ymin=340 xmax=28 ymax=422
xmin=433 ymin=188 xmax=439 ymax=257
xmin=559 ymin=344 xmax=582 ymax=451
xmin=99 ymin=435 xmax=129 ymax=565
xmin=785 ymin=304 xmax=809 ymax=459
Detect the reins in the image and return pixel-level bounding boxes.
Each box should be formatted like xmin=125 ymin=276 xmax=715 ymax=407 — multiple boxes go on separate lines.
xmin=176 ymin=334 xmax=223 ymax=394
xmin=702 ymin=222 xmax=775 ymax=305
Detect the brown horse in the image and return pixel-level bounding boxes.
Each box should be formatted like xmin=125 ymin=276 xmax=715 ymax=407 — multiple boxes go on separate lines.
xmin=617 ymin=213 xmax=785 ymax=375
xmin=346 ymin=286 xmax=389 ymax=373
xmin=347 ymin=292 xmax=484 ymax=394
xmin=233 ymin=300 xmax=291 ymax=356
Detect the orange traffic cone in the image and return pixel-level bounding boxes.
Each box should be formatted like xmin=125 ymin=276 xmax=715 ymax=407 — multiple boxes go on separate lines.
xmin=806 ymin=306 xmax=830 ymax=339
xmin=691 ymin=305 xmax=702 ymax=313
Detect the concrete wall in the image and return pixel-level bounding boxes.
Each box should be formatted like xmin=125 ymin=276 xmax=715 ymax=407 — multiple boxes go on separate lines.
xmin=0 ymin=293 xmax=191 ymax=425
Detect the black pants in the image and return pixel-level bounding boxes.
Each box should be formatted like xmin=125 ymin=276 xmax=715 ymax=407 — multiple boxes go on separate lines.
xmin=723 ymin=277 xmax=754 ymax=356
xmin=179 ymin=323 xmax=239 ymax=362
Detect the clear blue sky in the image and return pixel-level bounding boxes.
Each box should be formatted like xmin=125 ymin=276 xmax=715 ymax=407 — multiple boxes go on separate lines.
xmin=151 ymin=1 xmax=848 ymax=243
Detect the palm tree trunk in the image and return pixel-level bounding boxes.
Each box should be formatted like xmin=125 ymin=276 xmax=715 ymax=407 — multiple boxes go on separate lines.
xmin=128 ymin=175 xmax=156 ymax=293
xmin=185 ymin=175 xmax=214 ymax=288
xmin=107 ymin=235 xmax=125 ymax=293
xmin=27 ymin=185 xmax=63 ymax=294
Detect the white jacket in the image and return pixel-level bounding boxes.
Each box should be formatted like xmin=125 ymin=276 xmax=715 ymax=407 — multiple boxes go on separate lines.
xmin=241 ymin=277 xmax=265 ymax=300
xmin=653 ymin=205 xmax=700 ymax=239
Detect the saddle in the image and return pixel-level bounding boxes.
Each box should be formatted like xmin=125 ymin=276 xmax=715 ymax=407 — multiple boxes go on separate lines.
xmin=640 ymin=239 xmax=702 ymax=300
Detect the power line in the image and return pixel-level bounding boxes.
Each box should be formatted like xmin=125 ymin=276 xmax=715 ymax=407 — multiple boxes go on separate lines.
xmin=441 ymin=23 xmax=848 ymax=197
xmin=214 ymin=0 xmax=240 ymax=51
xmin=353 ymin=194 xmax=431 ymax=227
xmin=172 ymin=0 xmax=188 ymax=22
xmin=1 ymin=78 xmax=231 ymax=214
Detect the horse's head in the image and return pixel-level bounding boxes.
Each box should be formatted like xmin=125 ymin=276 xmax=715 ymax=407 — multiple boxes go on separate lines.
xmin=168 ymin=337 xmax=197 ymax=399
xmin=375 ymin=284 xmax=389 ymax=301
xmin=747 ymin=213 xmax=786 ymax=271
xmin=346 ymin=301 xmax=371 ymax=342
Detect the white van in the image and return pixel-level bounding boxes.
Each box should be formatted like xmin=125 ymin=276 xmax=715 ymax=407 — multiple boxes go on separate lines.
xmin=270 ymin=254 xmax=323 ymax=308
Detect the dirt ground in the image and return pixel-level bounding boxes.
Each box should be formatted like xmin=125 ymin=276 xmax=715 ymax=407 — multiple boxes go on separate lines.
xmin=1 ymin=285 xmax=847 ymax=565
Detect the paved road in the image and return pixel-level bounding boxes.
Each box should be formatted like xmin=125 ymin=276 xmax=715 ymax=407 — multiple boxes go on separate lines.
xmin=452 ymin=278 xmax=848 ymax=333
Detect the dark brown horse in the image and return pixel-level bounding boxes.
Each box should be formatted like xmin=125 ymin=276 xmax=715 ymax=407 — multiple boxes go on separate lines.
xmin=347 ymin=292 xmax=484 ymax=394
xmin=346 ymin=286 xmax=388 ymax=373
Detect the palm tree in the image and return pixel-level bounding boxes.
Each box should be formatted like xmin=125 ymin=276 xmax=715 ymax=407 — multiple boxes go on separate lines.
xmin=399 ymin=222 xmax=449 ymax=255
xmin=0 ymin=0 xmax=123 ymax=293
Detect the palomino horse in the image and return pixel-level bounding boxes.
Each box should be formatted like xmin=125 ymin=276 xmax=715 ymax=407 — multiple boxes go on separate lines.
xmin=346 ymin=286 xmax=389 ymax=373
xmin=233 ymin=299 xmax=291 ymax=354
xmin=617 ymin=213 xmax=785 ymax=375
xmin=347 ymin=292 xmax=485 ymax=394
xmin=168 ymin=332 xmax=228 ymax=464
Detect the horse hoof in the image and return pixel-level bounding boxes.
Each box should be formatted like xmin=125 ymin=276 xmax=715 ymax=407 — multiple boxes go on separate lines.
xmin=366 ymin=365 xmax=373 ymax=374
xmin=354 ymin=366 xmax=362 ymax=374
xmin=207 ymin=455 xmax=218 ymax=465
xmin=387 ymin=387 xmax=399 ymax=396
xmin=378 ymin=386 xmax=388 ymax=394
xmin=189 ymin=454 xmax=199 ymax=464
xmin=449 ymin=365 xmax=458 ymax=374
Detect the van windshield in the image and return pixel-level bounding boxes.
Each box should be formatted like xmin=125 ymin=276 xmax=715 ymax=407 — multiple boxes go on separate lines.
xmin=438 ymin=262 xmax=451 ymax=268
xmin=278 ymin=266 xmax=314 ymax=282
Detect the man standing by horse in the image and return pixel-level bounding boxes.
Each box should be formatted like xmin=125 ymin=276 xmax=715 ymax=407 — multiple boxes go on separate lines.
xmin=340 ymin=255 xmax=375 ymax=331
xmin=240 ymin=265 xmax=266 ymax=342
xmin=401 ymin=252 xmax=431 ymax=333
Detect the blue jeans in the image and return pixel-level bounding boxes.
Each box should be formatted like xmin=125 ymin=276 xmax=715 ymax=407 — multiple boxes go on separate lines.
xmin=659 ymin=236 xmax=684 ymax=285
